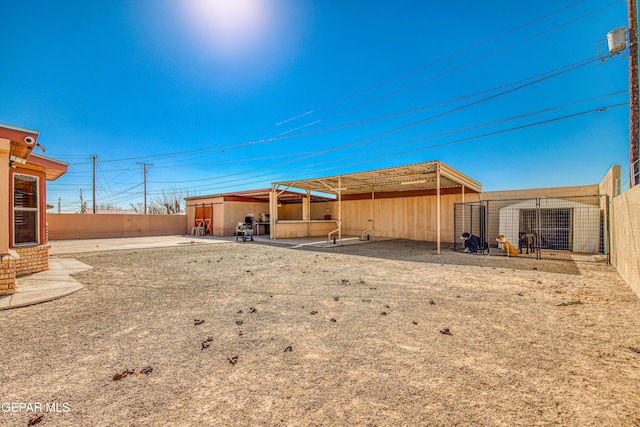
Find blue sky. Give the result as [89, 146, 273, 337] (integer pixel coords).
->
[0, 0, 633, 212]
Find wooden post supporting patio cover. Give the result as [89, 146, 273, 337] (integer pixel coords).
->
[437, 162, 441, 255]
[303, 190, 311, 237]
[370, 185, 375, 241]
[338, 176, 342, 245]
[269, 185, 277, 239]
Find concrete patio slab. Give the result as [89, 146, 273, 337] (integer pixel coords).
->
[0, 259, 92, 310]
[49, 235, 226, 255]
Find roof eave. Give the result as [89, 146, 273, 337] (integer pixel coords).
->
[27, 153, 69, 181]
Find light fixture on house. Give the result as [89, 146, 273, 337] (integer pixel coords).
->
[9, 155, 27, 164]
[401, 180, 427, 185]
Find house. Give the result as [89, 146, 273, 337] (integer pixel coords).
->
[185, 188, 335, 237]
[185, 161, 483, 253]
[0, 124, 68, 296]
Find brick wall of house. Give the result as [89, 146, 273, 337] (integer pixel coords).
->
[14, 245, 49, 276]
[0, 257, 17, 296]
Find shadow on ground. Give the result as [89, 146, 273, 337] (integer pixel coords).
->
[291, 239, 582, 275]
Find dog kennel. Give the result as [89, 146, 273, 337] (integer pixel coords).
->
[454, 195, 609, 262]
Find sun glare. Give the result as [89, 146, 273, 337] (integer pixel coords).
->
[180, 0, 273, 60]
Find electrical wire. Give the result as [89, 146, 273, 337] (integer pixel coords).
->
[176, 102, 628, 193]
[47, 1, 626, 206]
[55, 0, 615, 169]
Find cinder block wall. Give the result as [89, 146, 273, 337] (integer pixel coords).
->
[610, 184, 640, 298]
[47, 214, 187, 239]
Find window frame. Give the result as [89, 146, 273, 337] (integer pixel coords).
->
[12, 173, 40, 246]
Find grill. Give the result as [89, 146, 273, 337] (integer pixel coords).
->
[235, 214, 255, 242]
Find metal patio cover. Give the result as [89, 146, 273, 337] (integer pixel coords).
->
[272, 161, 482, 195]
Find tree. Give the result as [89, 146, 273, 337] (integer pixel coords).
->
[131, 187, 197, 215]
[130, 202, 144, 214]
[96, 202, 122, 211]
[157, 187, 197, 214]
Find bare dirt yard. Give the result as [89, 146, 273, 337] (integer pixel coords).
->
[2, 239, 640, 426]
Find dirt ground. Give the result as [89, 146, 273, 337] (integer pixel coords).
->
[1, 239, 640, 426]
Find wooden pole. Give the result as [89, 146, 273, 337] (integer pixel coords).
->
[137, 162, 153, 214]
[91, 155, 97, 213]
[630, 0, 639, 186]
[144, 164, 148, 214]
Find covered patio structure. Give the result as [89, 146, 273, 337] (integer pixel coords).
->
[269, 161, 482, 254]
[186, 189, 334, 237]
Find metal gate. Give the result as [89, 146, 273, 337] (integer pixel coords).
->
[454, 195, 609, 262]
[453, 202, 487, 254]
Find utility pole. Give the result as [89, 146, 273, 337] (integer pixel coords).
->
[137, 162, 153, 214]
[629, 0, 639, 186]
[58, 197, 61, 214]
[91, 155, 98, 213]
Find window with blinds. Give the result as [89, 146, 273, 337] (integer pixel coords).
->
[13, 174, 39, 245]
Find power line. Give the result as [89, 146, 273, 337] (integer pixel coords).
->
[45, 2, 627, 205]
[54, 1, 616, 169]
[57, 51, 615, 182]
[307, 0, 624, 126]
[78, 54, 622, 201]
[140, 91, 625, 197]
[177, 102, 627, 194]
[147, 88, 626, 189]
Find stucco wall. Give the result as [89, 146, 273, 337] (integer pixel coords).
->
[47, 214, 187, 240]
[610, 184, 640, 298]
[273, 221, 337, 238]
[269, 192, 480, 242]
[280, 193, 480, 243]
[276, 202, 334, 221]
[223, 201, 269, 236]
[599, 165, 621, 198]
[186, 199, 270, 236]
[481, 184, 599, 200]
[186, 197, 224, 235]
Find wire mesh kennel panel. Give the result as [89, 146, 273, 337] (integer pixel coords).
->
[453, 202, 486, 253]
[538, 195, 607, 261]
[485, 195, 608, 262]
[454, 196, 608, 262]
